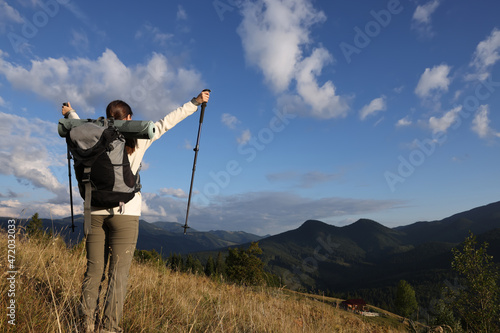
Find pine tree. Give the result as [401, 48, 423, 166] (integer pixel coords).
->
[185, 254, 195, 273]
[395, 280, 418, 319]
[26, 213, 43, 238]
[215, 251, 225, 277]
[225, 242, 265, 286]
[192, 258, 204, 275]
[205, 255, 215, 277]
[168, 253, 184, 271]
[184, 254, 204, 275]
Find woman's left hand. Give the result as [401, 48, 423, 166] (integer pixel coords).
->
[195, 90, 210, 104]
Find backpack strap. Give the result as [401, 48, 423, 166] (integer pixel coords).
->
[82, 166, 92, 235]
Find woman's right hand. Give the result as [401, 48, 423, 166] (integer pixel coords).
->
[62, 102, 73, 116]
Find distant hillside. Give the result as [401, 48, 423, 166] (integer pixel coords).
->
[395, 201, 500, 244]
[0, 215, 265, 254]
[250, 201, 500, 309]
[137, 220, 265, 254]
[151, 221, 263, 244]
[3, 200, 500, 312]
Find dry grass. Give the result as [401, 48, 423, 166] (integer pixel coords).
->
[0, 229, 408, 332]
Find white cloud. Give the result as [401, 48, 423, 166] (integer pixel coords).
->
[70, 29, 90, 53]
[221, 113, 240, 129]
[451, 155, 469, 163]
[415, 64, 452, 99]
[140, 192, 186, 222]
[396, 116, 412, 127]
[138, 190, 404, 234]
[237, 0, 348, 119]
[0, 199, 22, 209]
[0, 0, 23, 32]
[411, 0, 440, 38]
[136, 22, 174, 46]
[237, 129, 252, 145]
[221, 113, 250, 145]
[159, 187, 188, 198]
[174, 191, 403, 235]
[412, 0, 440, 24]
[0, 0, 22, 22]
[428, 105, 462, 134]
[237, 0, 325, 92]
[472, 104, 500, 139]
[359, 96, 387, 120]
[0, 49, 204, 119]
[183, 139, 192, 150]
[452, 90, 463, 102]
[469, 28, 500, 81]
[0, 111, 68, 202]
[177, 5, 187, 20]
[294, 47, 349, 119]
[393, 85, 404, 94]
[0, 200, 80, 220]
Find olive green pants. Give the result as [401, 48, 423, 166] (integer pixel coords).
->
[80, 214, 139, 331]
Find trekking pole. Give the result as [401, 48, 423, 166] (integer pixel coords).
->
[183, 89, 211, 234]
[63, 101, 76, 232]
[67, 147, 76, 232]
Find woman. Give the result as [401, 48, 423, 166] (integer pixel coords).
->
[62, 90, 210, 333]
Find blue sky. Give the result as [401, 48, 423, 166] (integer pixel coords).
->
[0, 0, 499, 235]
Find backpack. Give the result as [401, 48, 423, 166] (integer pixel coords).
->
[65, 118, 141, 235]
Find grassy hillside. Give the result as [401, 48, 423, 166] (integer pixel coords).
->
[0, 229, 409, 332]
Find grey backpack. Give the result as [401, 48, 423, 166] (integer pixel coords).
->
[66, 118, 141, 234]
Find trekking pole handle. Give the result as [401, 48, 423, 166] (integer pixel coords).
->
[199, 89, 211, 124]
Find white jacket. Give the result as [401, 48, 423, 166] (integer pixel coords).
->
[68, 99, 200, 216]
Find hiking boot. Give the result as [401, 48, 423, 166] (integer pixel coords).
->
[76, 307, 96, 333]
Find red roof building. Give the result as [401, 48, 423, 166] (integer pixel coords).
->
[341, 299, 367, 312]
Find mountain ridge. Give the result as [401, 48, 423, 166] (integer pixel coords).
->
[249, 200, 500, 306]
[2, 200, 500, 309]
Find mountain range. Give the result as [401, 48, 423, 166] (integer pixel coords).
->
[2, 200, 500, 309]
[253, 201, 500, 308]
[0, 215, 264, 255]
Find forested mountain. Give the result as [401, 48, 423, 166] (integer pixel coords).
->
[3, 201, 500, 311]
[254, 201, 500, 309]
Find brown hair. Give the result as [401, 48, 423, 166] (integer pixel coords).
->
[106, 100, 136, 155]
